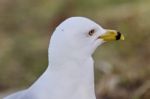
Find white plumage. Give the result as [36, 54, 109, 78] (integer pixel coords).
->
[4, 17, 124, 99]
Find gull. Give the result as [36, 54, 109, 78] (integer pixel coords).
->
[4, 17, 124, 99]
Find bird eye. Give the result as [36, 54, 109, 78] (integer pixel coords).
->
[88, 29, 95, 36]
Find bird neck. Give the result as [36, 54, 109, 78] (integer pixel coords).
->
[47, 57, 95, 99]
[48, 44, 92, 70]
[30, 40, 96, 99]
[31, 56, 96, 99]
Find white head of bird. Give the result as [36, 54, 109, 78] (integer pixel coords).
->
[48, 17, 124, 66]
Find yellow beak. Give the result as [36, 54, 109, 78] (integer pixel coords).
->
[99, 29, 125, 41]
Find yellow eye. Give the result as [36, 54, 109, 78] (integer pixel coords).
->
[88, 29, 95, 36]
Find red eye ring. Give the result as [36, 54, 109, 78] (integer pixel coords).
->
[88, 29, 95, 36]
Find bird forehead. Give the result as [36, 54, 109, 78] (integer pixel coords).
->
[57, 17, 99, 30]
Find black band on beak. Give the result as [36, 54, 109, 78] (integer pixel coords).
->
[116, 32, 121, 40]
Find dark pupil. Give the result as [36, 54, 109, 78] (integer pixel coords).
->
[89, 29, 94, 35]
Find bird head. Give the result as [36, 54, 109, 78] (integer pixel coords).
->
[49, 17, 124, 60]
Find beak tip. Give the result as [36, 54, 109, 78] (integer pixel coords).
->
[120, 35, 125, 40]
[100, 29, 125, 41]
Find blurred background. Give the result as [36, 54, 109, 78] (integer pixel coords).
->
[0, 0, 150, 99]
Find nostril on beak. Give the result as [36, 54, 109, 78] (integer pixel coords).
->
[116, 31, 121, 40]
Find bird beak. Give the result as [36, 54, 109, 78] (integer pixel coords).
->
[98, 29, 125, 41]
